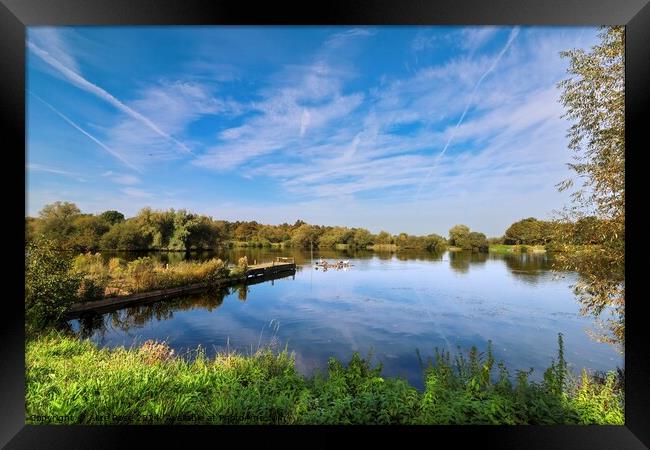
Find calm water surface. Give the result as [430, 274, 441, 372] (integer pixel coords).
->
[70, 249, 622, 389]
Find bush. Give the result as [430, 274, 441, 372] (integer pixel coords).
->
[108, 257, 125, 276]
[72, 253, 110, 301]
[25, 239, 82, 335]
[126, 257, 158, 292]
[462, 232, 489, 253]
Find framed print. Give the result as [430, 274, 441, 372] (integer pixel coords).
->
[2, 0, 649, 447]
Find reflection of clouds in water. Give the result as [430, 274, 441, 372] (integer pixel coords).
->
[72, 249, 621, 386]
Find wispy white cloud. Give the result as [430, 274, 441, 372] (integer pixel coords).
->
[28, 91, 142, 172]
[27, 163, 85, 181]
[324, 28, 377, 48]
[27, 39, 193, 156]
[460, 26, 501, 52]
[121, 187, 153, 198]
[105, 80, 242, 165]
[28, 28, 81, 74]
[193, 61, 365, 171]
[204, 26, 589, 236]
[102, 171, 141, 185]
[415, 27, 520, 200]
[26, 26, 600, 235]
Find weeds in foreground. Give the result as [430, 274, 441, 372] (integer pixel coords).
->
[26, 332, 623, 425]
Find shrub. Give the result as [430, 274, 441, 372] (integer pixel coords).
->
[72, 253, 110, 301]
[126, 257, 158, 292]
[25, 239, 82, 335]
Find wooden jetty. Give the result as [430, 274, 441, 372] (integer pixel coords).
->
[65, 258, 296, 318]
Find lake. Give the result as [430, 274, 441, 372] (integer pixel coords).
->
[69, 248, 623, 389]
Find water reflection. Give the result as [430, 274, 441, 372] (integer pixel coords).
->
[448, 251, 487, 273]
[72, 248, 622, 389]
[76, 288, 229, 337]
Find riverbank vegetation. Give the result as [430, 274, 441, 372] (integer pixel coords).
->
[72, 251, 231, 298]
[26, 203, 449, 253]
[26, 332, 623, 425]
[26, 201, 611, 257]
[553, 26, 625, 349]
[489, 244, 546, 254]
[26, 238, 245, 334]
[448, 225, 489, 252]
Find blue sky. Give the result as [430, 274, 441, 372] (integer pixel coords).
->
[26, 26, 599, 236]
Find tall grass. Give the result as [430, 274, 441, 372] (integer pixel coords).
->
[26, 332, 623, 425]
[71, 254, 230, 299]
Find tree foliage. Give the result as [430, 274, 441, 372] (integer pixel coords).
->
[27, 202, 449, 253]
[25, 238, 82, 335]
[556, 26, 625, 349]
[449, 225, 488, 253]
[504, 218, 553, 245]
[99, 210, 125, 225]
[448, 225, 470, 247]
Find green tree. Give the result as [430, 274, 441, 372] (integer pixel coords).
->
[69, 215, 111, 251]
[352, 228, 374, 248]
[463, 232, 489, 253]
[291, 223, 320, 248]
[100, 220, 152, 250]
[424, 234, 447, 252]
[99, 210, 125, 225]
[448, 225, 470, 247]
[234, 222, 258, 241]
[505, 218, 541, 245]
[556, 26, 625, 348]
[168, 210, 194, 251]
[318, 227, 346, 249]
[186, 216, 220, 250]
[35, 201, 81, 248]
[25, 238, 82, 335]
[375, 230, 393, 245]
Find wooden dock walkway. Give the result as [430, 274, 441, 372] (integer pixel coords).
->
[65, 258, 296, 317]
[245, 259, 295, 277]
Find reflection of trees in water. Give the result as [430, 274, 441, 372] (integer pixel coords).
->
[77, 313, 107, 339]
[500, 253, 553, 285]
[100, 247, 449, 267]
[237, 285, 249, 301]
[447, 251, 558, 283]
[448, 251, 487, 274]
[76, 288, 228, 335]
[394, 251, 444, 262]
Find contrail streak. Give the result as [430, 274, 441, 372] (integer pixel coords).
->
[28, 91, 143, 173]
[414, 27, 520, 202]
[28, 41, 193, 155]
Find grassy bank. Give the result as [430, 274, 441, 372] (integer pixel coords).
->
[26, 332, 623, 425]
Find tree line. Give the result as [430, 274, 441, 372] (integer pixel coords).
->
[25, 201, 453, 253]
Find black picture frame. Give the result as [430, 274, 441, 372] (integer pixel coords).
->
[2, 0, 648, 447]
